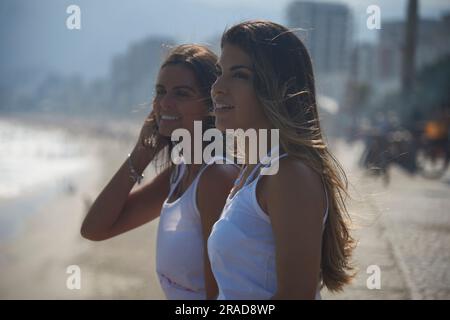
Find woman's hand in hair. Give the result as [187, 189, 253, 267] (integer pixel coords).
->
[134, 110, 170, 161]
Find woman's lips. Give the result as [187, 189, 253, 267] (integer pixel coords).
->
[214, 104, 235, 113]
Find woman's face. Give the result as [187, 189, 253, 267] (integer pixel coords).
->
[211, 43, 271, 132]
[153, 64, 209, 137]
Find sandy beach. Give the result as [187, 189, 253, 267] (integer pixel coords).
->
[0, 113, 165, 299]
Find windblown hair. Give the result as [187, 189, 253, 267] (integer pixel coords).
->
[221, 20, 356, 292]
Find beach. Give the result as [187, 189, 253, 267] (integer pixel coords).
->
[1, 113, 449, 299]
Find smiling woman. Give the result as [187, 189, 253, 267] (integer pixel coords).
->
[154, 64, 209, 137]
[212, 53, 263, 132]
[80, 44, 239, 300]
[208, 20, 356, 300]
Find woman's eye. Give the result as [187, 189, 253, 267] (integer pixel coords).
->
[176, 90, 191, 97]
[155, 89, 165, 96]
[232, 72, 249, 80]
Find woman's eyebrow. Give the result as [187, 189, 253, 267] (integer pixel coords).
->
[173, 85, 196, 93]
[215, 64, 253, 72]
[229, 65, 253, 72]
[155, 84, 196, 93]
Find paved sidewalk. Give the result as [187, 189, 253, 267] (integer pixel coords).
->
[323, 141, 450, 299]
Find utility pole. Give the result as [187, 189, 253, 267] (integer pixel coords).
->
[402, 0, 419, 96]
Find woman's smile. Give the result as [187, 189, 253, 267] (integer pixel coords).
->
[214, 103, 235, 114]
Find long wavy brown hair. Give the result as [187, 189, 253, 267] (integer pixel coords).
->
[221, 20, 356, 292]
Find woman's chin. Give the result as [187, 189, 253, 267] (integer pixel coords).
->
[215, 118, 237, 131]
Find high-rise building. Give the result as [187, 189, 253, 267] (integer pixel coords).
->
[286, 1, 352, 74]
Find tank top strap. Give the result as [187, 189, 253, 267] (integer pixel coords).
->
[243, 146, 288, 186]
[233, 166, 246, 187]
[168, 161, 186, 200]
[194, 155, 240, 180]
[204, 155, 240, 167]
[247, 154, 329, 226]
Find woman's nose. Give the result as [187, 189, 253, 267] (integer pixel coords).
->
[159, 93, 176, 111]
[211, 77, 226, 100]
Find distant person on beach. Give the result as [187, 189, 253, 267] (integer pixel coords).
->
[207, 20, 356, 299]
[81, 44, 239, 300]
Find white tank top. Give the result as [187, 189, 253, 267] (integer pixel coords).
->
[207, 147, 329, 300]
[155, 156, 237, 300]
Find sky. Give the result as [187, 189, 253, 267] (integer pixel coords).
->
[1, 0, 449, 81]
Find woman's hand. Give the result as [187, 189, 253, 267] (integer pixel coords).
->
[133, 110, 170, 161]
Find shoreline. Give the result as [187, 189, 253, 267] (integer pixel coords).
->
[0, 111, 143, 141]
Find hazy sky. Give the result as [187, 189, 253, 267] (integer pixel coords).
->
[1, 0, 449, 81]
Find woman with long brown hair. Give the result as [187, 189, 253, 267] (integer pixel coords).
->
[208, 20, 356, 299]
[81, 44, 239, 299]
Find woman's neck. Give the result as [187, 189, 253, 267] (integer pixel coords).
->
[185, 163, 203, 179]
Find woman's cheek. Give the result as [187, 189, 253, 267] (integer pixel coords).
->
[153, 101, 161, 116]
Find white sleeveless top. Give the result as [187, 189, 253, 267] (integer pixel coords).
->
[207, 148, 329, 300]
[155, 156, 237, 300]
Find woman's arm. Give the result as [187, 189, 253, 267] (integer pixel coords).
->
[81, 110, 172, 241]
[80, 144, 171, 241]
[263, 158, 326, 300]
[197, 164, 239, 300]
